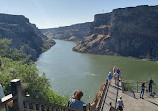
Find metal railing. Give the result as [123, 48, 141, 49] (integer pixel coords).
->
[95, 80, 108, 111]
[23, 98, 82, 111]
[122, 80, 158, 96]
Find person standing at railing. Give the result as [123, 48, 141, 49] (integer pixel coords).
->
[148, 78, 154, 94]
[140, 83, 145, 99]
[113, 66, 117, 73]
[116, 68, 121, 81]
[0, 84, 6, 111]
[113, 72, 118, 85]
[67, 91, 77, 107]
[0, 84, 13, 111]
[108, 72, 112, 85]
[69, 90, 85, 110]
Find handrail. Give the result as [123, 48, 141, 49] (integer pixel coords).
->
[0, 79, 85, 111]
[95, 80, 108, 111]
[23, 97, 82, 111]
[0, 94, 14, 106]
[100, 83, 109, 111]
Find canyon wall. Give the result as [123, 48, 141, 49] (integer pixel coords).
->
[74, 5, 158, 60]
[0, 14, 54, 60]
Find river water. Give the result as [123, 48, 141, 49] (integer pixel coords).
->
[36, 39, 158, 103]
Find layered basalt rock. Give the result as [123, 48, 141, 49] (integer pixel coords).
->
[74, 5, 158, 60]
[0, 14, 55, 60]
[41, 22, 91, 41]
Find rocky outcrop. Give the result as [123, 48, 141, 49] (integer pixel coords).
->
[0, 14, 55, 60]
[41, 22, 91, 41]
[74, 5, 158, 60]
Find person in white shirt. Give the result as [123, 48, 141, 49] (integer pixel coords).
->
[118, 96, 124, 111]
[113, 72, 118, 85]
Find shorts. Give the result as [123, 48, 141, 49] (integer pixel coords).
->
[108, 79, 112, 83]
[118, 106, 123, 111]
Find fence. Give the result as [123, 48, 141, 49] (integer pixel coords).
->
[122, 80, 158, 96]
[0, 79, 88, 111]
[94, 80, 108, 111]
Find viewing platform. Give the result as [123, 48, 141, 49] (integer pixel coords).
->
[0, 77, 157, 111]
[94, 77, 158, 111]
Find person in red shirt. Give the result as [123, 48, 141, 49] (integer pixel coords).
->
[113, 66, 117, 73]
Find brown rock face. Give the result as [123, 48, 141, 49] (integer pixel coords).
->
[0, 14, 54, 60]
[74, 5, 158, 60]
[41, 22, 91, 41]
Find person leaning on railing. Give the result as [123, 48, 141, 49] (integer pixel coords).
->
[0, 84, 13, 111]
[69, 90, 85, 110]
[107, 72, 112, 85]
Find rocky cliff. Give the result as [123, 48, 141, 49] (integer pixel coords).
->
[0, 14, 55, 60]
[74, 5, 158, 60]
[41, 22, 91, 41]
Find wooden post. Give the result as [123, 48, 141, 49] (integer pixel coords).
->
[11, 79, 24, 111]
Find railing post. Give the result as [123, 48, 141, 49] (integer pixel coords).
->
[137, 81, 138, 93]
[11, 79, 24, 111]
[39, 104, 42, 111]
[83, 104, 87, 111]
[122, 81, 124, 93]
[33, 102, 36, 110]
[88, 103, 90, 111]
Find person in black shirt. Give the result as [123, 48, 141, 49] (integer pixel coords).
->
[148, 78, 154, 93]
[140, 83, 145, 99]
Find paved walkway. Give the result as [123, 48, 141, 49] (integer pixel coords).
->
[119, 91, 158, 111]
[99, 78, 158, 111]
[101, 78, 120, 111]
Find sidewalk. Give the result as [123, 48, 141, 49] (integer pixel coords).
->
[118, 91, 158, 111]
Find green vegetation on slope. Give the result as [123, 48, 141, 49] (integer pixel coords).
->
[0, 38, 67, 105]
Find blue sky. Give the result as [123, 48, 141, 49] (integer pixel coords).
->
[0, 0, 158, 28]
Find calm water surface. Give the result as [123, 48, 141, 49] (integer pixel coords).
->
[36, 39, 158, 103]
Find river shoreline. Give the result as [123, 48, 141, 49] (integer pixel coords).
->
[36, 39, 158, 103]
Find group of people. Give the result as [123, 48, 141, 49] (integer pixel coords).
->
[108, 66, 121, 85]
[140, 77, 155, 99]
[107, 66, 124, 111]
[67, 66, 121, 110]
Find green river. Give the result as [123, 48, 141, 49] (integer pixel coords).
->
[36, 39, 158, 103]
